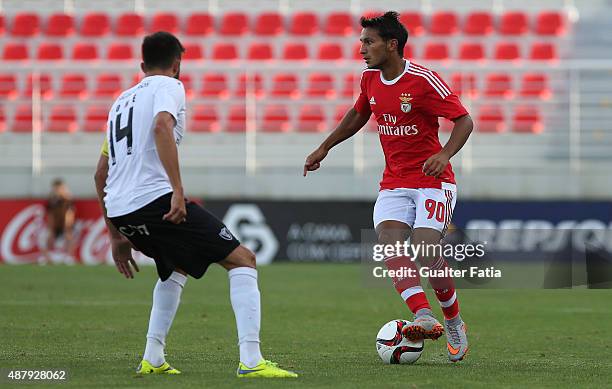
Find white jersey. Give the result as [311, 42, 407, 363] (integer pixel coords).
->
[104, 75, 186, 218]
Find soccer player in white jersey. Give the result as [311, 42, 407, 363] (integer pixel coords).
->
[94, 32, 297, 378]
[304, 12, 473, 362]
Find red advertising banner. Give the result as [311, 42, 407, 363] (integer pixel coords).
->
[0, 199, 152, 265]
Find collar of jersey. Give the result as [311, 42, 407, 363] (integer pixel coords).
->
[379, 59, 410, 86]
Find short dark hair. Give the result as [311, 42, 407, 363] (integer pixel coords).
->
[141, 31, 185, 70]
[360, 11, 408, 56]
[52, 178, 64, 187]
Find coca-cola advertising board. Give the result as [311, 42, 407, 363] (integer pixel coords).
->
[0, 199, 153, 265]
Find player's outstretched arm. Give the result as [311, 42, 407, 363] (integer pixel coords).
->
[153, 111, 187, 224]
[303, 108, 370, 176]
[94, 154, 140, 278]
[423, 114, 474, 178]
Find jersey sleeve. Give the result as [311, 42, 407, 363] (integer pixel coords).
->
[152, 79, 186, 124]
[100, 137, 109, 157]
[421, 71, 468, 121]
[353, 72, 372, 117]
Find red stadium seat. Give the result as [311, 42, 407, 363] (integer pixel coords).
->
[37, 43, 63, 60]
[353, 42, 362, 60]
[283, 43, 309, 60]
[290, 12, 319, 35]
[254, 12, 283, 36]
[450, 73, 478, 98]
[404, 43, 414, 59]
[150, 12, 179, 33]
[11, 105, 34, 133]
[235, 73, 263, 97]
[361, 10, 384, 19]
[530, 42, 557, 61]
[0, 74, 17, 99]
[199, 73, 228, 98]
[399, 12, 424, 37]
[306, 73, 335, 98]
[80, 13, 110, 36]
[423, 42, 449, 60]
[11, 12, 40, 36]
[0, 107, 5, 132]
[179, 74, 194, 99]
[131, 73, 142, 86]
[183, 43, 203, 60]
[494, 42, 521, 61]
[219, 12, 249, 36]
[45, 13, 74, 36]
[190, 105, 220, 132]
[94, 74, 122, 98]
[247, 42, 274, 61]
[484, 73, 513, 98]
[212, 43, 238, 60]
[262, 105, 290, 132]
[535, 11, 565, 36]
[477, 105, 505, 133]
[270, 74, 299, 98]
[463, 11, 493, 36]
[3, 43, 29, 60]
[107, 43, 133, 60]
[458, 42, 485, 61]
[0, 15, 4, 36]
[519, 73, 550, 99]
[84, 105, 108, 132]
[59, 74, 87, 99]
[298, 105, 326, 132]
[115, 13, 144, 36]
[341, 73, 358, 98]
[317, 43, 343, 61]
[227, 105, 246, 132]
[24, 73, 52, 98]
[185, 13, 213, 36]
[499, 11, 528, 35]
[323, 12, 354, 36]
[47, 105, 77, 132]
[439, 118, 454, 133]
[429, 11, 458, 35]
[72, 43, 98, 60]
[513, 106, 542, 133]
[334, 104, 352, 122]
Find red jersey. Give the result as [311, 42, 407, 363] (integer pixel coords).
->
[353, 60, 468, 190]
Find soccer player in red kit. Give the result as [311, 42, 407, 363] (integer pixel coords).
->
[304, 11, 473, 362]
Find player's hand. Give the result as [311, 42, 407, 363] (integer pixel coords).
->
[111, 235, 139, 279]
[303, 147, 328, 176]
[423, 151, 450, 178]
[163, 191, 187, 224]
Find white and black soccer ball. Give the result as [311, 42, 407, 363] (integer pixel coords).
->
[376, 319, 424, 364]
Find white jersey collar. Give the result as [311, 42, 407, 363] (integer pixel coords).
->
[380, 59, 410, 85]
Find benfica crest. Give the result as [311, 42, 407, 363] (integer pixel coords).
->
[399, 93, 413, 113]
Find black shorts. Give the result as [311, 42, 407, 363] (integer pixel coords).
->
[109, 193, 240, 281]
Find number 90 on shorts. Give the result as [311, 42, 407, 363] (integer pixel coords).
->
[373, 183, 457, 235]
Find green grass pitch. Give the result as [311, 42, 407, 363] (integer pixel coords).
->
[1, 263, 611, 388]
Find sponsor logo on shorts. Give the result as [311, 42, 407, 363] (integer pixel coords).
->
[219, 227, 234, 241]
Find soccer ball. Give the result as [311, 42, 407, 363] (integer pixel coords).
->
[376, 320, 424, 364]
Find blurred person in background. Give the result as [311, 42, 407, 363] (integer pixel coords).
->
[42, 178, 76, 262]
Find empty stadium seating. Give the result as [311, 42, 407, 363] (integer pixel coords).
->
[190, 105, 220, 132]
[0, 9, 570, 134]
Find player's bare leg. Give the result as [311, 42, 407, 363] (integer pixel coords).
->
[138, 268, 187, 374]
[411, 227, 467, 361]
[219, 246, 297, 378]
[376, 221, 440, 340]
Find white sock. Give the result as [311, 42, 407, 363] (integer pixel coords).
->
[228, 267, 263, 368]
[143, 271, 187, 367]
